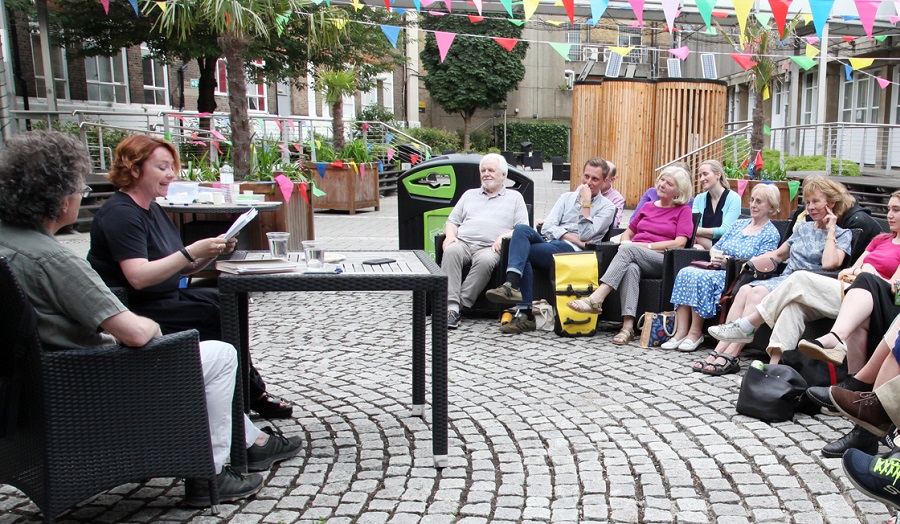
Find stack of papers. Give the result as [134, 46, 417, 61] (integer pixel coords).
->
[223, 207, 258, 240]
[216, 259, 299, 275]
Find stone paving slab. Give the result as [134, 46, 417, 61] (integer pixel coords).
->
[6, 165, 898, 522]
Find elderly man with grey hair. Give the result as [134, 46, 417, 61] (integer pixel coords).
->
[442, 153, 529, 328]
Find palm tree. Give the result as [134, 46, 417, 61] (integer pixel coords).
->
[316, 67, 357, 151]
[152, 0, 306, 179]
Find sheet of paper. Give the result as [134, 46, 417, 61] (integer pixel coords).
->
[223, 207, 258, 240]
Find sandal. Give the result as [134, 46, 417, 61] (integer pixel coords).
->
[251, 393, 294, 419]
[692, 351, 719, 372]
[611, 326, 635, 345]
[698, 353, 740, 376]
[568, 297, 603, 314]
[798, 331, 848, 365]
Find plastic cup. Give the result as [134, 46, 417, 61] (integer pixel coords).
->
[266, 232, 290, 259]
[302, 240, 325, 269]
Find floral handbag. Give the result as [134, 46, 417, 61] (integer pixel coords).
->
[637, 311, 676, 348]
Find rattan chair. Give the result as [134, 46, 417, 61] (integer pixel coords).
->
[0, 256, 219, 523]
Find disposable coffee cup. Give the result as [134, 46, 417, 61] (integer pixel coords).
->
[266, 232, 290, 259]
[710, 248, 724, 260]
[302, 240, 325, 269]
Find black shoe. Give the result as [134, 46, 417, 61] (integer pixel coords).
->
[842, 448, 900, 508]
[822, 425, 880, 458]
[247, 426, 303, 472]
[883, 425, 900, 449]
[807, 376, 872, 415]
[251, 393, 293, 419]
[184, 466, 263, 507]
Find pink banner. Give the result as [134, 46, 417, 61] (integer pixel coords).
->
[360, 164, 366, 179]
[736, 179, 749, 196]
[99, 0, 109, 14]
[387, 148, 396, 162]
[435, 31, 456, 62]
[669, 46, 690, 60]
[878, 77, 891, 89]
[274, 174, 293, 204]
[629, 0, 645, 27]
[853, 0, 880, 38]
[472, 0, 483, 14]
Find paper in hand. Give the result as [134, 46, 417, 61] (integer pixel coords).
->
[223, 207, 258, 240]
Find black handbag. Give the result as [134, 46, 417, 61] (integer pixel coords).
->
[736, 364, 808, 422]
[717, 257, 779, 324]
[744, 257, 779, 280]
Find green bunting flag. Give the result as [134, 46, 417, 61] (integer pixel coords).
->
[788, 180, 801, 201]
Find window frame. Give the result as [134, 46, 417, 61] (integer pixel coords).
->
[85, 49, 129, 104]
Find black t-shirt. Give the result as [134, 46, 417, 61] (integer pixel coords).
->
[88, 191, 183, 302]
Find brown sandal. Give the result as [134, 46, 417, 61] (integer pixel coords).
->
[612, 326, 635, 345]
[568, 297, 603, 314]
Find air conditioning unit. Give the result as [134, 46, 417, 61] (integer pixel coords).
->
[667, 58, 682, 78]
[701, 53, 718, 79]
[582, 47, 601, 62]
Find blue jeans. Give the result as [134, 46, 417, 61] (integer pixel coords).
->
[506, 223, 575, 306]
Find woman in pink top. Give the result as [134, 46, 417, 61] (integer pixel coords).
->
[568, 165, 694, 345]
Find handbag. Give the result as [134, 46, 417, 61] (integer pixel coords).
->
[637, 311, 676, 348]
[744, 257, 779, 279]
[717, 258, 779, 324]
[532, 299, 555, 331]
[736, 363, 808, 422]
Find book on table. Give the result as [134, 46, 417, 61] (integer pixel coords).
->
[215, 259, 299, 275]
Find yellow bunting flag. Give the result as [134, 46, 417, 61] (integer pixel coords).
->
[849, 57, 874, 70]
[802, 13, 812, 24]
[523, 0, 539, 20]
[763, 85, 770, 100]
[155, 1, 167, 12]
[609, 46, 634, 57]
[733, 0, 754, 45]
[546, 20, 565, 25]
[805, 44, 819, 57]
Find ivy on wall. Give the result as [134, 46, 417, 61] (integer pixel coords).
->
[495, 122, 570, 161]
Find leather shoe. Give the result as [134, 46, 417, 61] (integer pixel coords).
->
[821, 425, 880, 458]
[831, 388, 892, 437]
[806, 376, 872, 414]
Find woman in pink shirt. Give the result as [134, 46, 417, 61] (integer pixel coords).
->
[568, 165, 694, 345]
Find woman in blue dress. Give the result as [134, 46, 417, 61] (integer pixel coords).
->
[664, 184, 782, 352]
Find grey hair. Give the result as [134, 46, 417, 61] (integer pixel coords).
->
[0, 131, 91, 229]
[480, 153, 509, 175]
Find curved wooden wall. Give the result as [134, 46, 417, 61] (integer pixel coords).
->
[571, 78, 726, 207]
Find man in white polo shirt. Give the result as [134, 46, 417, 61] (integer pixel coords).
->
[442, 153, 529, 328]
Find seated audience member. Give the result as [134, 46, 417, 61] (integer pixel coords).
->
[88, 135, 292, 419]
[602, 160, 626, 228]
[808, 314, 900, 457]
[790, 178, 882, 251]
[0, 131, 302, 506]
[691, 160, 741, 249]
[568, 165, 694, 345]
[631, 162, 695, 215]
[441, 153, 529, 328]
[705, 176, 853, 375]
[484, 157, 617, 333]
[662, 184, 780, 355]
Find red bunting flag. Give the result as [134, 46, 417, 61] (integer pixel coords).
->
[711, 10, 729, 17]
[754, 150, 764, 171]
[842, 35, 855, 42]
[274, 119, 283, 131]
[410, 154, 420, 164]
[730, 53, 758, 70]
[493, 37, 518, 51]
[768, 0, 793, 38]
[298, 182, 309, 206]
[331, 160, 344, 168]
[739, 156, 750, 169]
[468, 14, 484, 22]
[562, 0, 574, 24]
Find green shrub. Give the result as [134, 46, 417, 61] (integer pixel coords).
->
[495, 121, 569, 160]
[784, 155, 860, 177]
[457, 129, 493, 153]
[31, 119, 132, 170]
[406, 127, 460, 153]
[339, 139, 372, 163]
[358, 104, 398, 126]
[487, 147, 501, 154]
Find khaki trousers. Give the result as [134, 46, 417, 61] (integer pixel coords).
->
[755, 271, 843, 354]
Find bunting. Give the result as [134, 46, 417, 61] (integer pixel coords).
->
[854, 0, 881, 38]
[662, 0, 679, 33]
[669, 46, 690, 60]
[768, 0, 792, 38]
[435, 31, 456, 62]
[590, 0, 610, 24]
[791, 56, 817, 70]
[562, 0, 575, 24]
[275, 174, 294, 204]
[381, 25, 401, 48]
[809, 0, 837, 39]
[730, 53, 757, 70]
[523, 0, 539, 20]
[629, 0, 645, 27]
[849, 57, 875, 69]
[550, 42, 572, 60]
[493, 37, 519, 51]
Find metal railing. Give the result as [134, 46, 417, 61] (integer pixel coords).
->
[769, 122, 900, 175]
[347, 120, 433, 160]
[656, 124, 753, 180]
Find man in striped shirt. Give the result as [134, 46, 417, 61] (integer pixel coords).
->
[442, 153, 529, 329]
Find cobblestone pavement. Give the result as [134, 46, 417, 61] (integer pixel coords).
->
[5, 166, 896, 523]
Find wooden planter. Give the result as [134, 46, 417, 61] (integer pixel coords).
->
[239, 181, 315, 250]
[728, 179, 798, 220]
[309, 162, 379, 214]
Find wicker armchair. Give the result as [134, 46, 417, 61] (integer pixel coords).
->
[0, 256, 218, 523]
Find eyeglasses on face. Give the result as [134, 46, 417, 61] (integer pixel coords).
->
[79, 185, 92, 199]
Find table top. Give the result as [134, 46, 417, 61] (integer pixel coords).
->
[237, 250, 437, 275]
[158, 201, 282, 213]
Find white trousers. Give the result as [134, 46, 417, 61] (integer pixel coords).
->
[755, 272, 843, 354]
[200, 340, 263, 472]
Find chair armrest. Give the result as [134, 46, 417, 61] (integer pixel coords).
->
[435, 234, 446, 265]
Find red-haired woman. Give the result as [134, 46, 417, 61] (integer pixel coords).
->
[88, 135, 292, 419]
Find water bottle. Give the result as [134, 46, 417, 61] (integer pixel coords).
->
[750, 360, 765, 371]
[219, 163, 234, 203]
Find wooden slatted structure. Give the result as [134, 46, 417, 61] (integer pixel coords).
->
[571, 78, 726, 206]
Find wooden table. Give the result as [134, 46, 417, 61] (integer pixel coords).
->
[218, 250, 449, 468]
[159, 201, 282, 250]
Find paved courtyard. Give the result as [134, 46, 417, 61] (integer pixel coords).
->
[4, 165, 897, 523]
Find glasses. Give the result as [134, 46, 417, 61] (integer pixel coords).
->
[79, 185, 92, 199]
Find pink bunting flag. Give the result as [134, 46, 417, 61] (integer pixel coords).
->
[468, 15, 484, 22]
[493, 37, 518, 51]
[669, 46, 690, 60]
[285, 119, 295, 132]
[387, 148, 396, 162]
[442, 0, 452, 11]
[197, 112, 212, 117]
[662, 0, 679, 33]
[209, 129, 227, 141]
[878, 77, 891, 89]
[736, 179, 749, 196]
[362, 123, 370, 132]
[629, 0, 645, 26]
[360, 164, 366, 180]
[298, 182, 309, 205]
[892, 15, 900, 23]
[420, 0, 437, 5]
[274, 120, 283, 131]
[853, 0, 880, 38]
[279, 144, 291, 154]
[99, 0, 109, 14]
[730, 53, 758, 70]
[562, 0, 575, 24]
[435, 31, 456, 63]
[171, 114, 186, 123]
[805, 36, 820, 45]
[274, 174, 294, 204]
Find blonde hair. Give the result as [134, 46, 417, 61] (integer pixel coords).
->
[802, 175, 854, 219]
[751, 183, 781, 215]
[699, 159, 729, 191]
[657, 165, 693, 205]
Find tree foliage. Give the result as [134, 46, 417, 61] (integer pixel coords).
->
[419, 12, 527, 150]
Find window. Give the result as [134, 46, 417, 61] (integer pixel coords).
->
[215, 59, 267, 112]
[85, 50, 128, 103]
[30, 34, 69, 99]
[801, 72, 818, 125]
[566, 28, 582, 62]
[141, 48, 168, 106]
[840, 75, 879, 123]
[617, 27, 642, 63]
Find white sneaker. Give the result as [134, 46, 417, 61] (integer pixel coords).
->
[660, 337, 685, 350]
[708, 321, 754, 343]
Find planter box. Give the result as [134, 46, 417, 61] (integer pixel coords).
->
[728, 179, 798, 220]
[310, 162, 380, 214]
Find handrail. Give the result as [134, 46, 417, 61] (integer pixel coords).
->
[655, 124, 752, 172]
